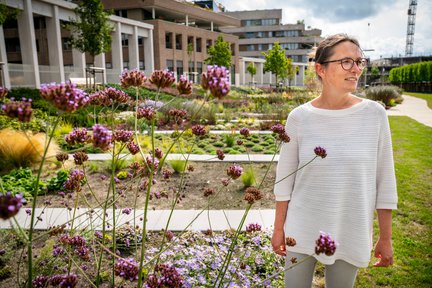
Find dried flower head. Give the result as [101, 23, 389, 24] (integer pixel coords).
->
[65, 128, 91, 146]
[89, 91, 111, 106]
[149, 70, 175, 89]
[154, 148, 163, 159]
[0, 86, 8, 100]
[226, 164, 243, 180]
[315, 231, 337, 256]
[236, 139, 243, 146]
[0, 192, 24, 220]
[221, 178, 230, 186]
[285, 236, 297, 247]
[290, 257, 298, 264]
[165, 230, 175, 241]
[64, 169, 85, 192]
[103, 87, 130, 103]
[127, 141, 140, 155]
[146, 264, 184, 288]
[314, 146, 327, 158]
[137, 106, 156, 120]
[120, 69, 147, 88]
[187, 165, 195, 172]
[162, 169, 173, 179]
[216, 149, 225, 160]
[73, 151, 88, 165]
[39, 81, 89, 112]
[239, 127, 250, 138]
[56, 152, 69, 163]
[246, 223, 262, 233]
[244, 186, 263, 204]
[1, 98, 33, 122]
[177, 75, 193, 95]
[203, 187, 215, 197]
[92, 124, 112, 151]
[113, 130, 133, 143]
[191, 124, 207, 136]
[168, 108, 187, 124]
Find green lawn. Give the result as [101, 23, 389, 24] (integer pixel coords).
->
[355, 116, 432, 287]
[404, 92, 432, 109]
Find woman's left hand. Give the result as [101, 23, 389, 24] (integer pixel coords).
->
[373, 237, 394, 267]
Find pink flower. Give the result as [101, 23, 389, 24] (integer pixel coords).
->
[149, 70, 175, 89]
[177, 75, 193, 95]
[314, 146, 327, 158]
[120, 69, 147, 88]
[0, 192, 24, 220]
[1, 98, 33, 122]
[226, 164, 243, 180]
[39, 81, 89, 112]
[92, 124, 112, 151]
[201, 65, 230, 99]
[315, 231, 337, 256]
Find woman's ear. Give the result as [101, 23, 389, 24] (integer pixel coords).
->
[315, 63, 325, 79]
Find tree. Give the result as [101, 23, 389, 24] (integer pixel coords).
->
[262, 42, 289, 86]
[246, 62, 257, 85]
[0, 4, 19, 25]
[205, 35, 232, 68]
[286, 59, 296, 86]
[66, 0, 113, 61]
[370, 65, 380, 81]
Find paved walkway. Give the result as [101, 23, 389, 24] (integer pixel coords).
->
[1, 94, 430, 232]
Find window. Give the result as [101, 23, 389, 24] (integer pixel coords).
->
[246, 44, 254, 51]
[138, 37, 143, 45]
[62, 38, 72, 51]
[281, 43, 299, 50]
[284, 30, 299, 37]
[123, 61, 129, 69]
[165, 32, 173, 49]
[115, 10, 128, 18]
[139, 61, 145, 70]
[175, 34, 182, 50]
[196, 38, 202, 52]
[245, 32, 254, 39]
[187, 36, 194, 53]
[257, 32, 264, 38]
[262, 19, 277, 26]
[166, 59, 174, 71]
[206, 39, 212, 52]
[121, 34, 128, 47]
[5, 38, 20, 52]
[105, 62, 112, 69]
[176, 60, 183, 80]
[268, 31, 273, 38]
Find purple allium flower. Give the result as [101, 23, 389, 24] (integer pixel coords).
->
[113, 130, 133, 143]
[103, 87, 130, 103]
[0, 86, 8, 100]
[39, 81, 89, 113]
[146, 264, 184, 288]
[137, 106, 156, 120]
[120, 68, 147, 88]
[226, 164, 243, 180]
[114, 257, 139, 281]
[149, 69, 175, 89]
[315, 231, 337, 256]
[0, 192, 24, 220]
[64, 128, 91, 146]
[63, 169, 85, 192]
[177, 75, 193, 95]
[239, 127, 250, 138]
[216, 149, 225, 160]
[244, 186, 263, 204]
[127, 141, 140, 155]
[201, 65, 231, 99]
[73, 151, 88, 165]
[154, 148, 163, 159]
[122, 208, 132, 215]
[92, 124, 112, 151]
[246, 223, 262, 233]
[56, 152, 69, 162]
[191, 124, 206, 136]
[32, 275, 49, 288]
[1, 98, 33, 122]
[314, 146, 327, 159]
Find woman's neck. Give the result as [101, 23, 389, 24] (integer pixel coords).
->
[312, 90, 360, 110]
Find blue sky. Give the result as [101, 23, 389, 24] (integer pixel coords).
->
[218, 0, 432, 60]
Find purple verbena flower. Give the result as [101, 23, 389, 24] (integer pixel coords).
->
[92, 124, 112, 151]
[201, 65, 231, 99]
[216, 149, 225, 160]
[137, 106, 156, 120]
[149, 69, 175, 89]
[120, 69, 147, 88]
[32, 275, 49, 288]
[63, 169, 85, 192]
[0, 86, 8, 100]
[73, 151, 88, 165]
[64, 128, 90, 146]
[146, 264, 184, 287]
[114, 257, 139, 281]
[239, 127, 250, 138]
[0, 192, 24, 220]
[39, 81, 89, 113]
[314, 146, 327, 159]
[113, 130, 133, 143]
[226, 164, 243, 180]
[246, 223, 262, 233]
[104, 87, 130, 103]
[1, 98, 33, 122]
[315, 231, 337, 256]
[191, 124, 207, 136]
[122, 208, 132, 215]
[177, 75, 193, 95]
[127, 141, 140, 155]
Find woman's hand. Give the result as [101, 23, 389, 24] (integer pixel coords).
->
[271, 229, 286, 256]
[373, 237, 393, 267]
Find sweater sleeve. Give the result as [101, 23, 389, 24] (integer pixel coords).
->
[375, 109, 398, 209]
[274, 110, 299, 201]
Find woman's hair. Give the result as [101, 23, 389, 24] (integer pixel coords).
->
[309, 33, 362, 80]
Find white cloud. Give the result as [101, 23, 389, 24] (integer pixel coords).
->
[218, 0, 432, 60]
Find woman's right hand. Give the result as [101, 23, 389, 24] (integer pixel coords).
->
[271, 229, 286, 256]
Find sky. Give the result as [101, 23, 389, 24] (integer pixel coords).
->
[218, 0, 432, 61]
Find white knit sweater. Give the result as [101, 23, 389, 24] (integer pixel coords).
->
[274, 99, 398, 267]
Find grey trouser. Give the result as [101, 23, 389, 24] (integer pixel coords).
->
[285, 251, 358, 288]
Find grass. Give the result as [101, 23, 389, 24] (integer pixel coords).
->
[355, 116, 432, 287]
[403, 92, 432, 109]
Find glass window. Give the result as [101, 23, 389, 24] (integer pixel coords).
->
[176, 60, 183, 80]
[165, 32, 173, 49]
[196, 37, 202, 52]
[176, 34, 182, 50]
[245, 32, 254, 39]
[166, 59, 174, 71]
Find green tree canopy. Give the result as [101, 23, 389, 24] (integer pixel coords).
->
[262, 42, 290, 85]
[66, 0, 113, 58]
[205, 35, 232, 68]
[0, 4, 19, 25]
[246, 62, 257, 80]
[371, 65, 380, 80]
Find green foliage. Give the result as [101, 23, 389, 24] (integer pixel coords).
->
[246, 63, 257, 80]
[1, 168, 46, 199]
[65, 0, 113, 57]
[168, 159, 187, 173]
[105, 158, 131, 173]
[0, 4, 19, 25]
[224, 134, 236, 147]
[116, 171, 128, 180]
[389, 61, 432, 83]
[262, 42, 290, 85]
[205, 35, 232, 68]
[241, 167, 256, 187]
[370, 65, 380, 80]
[33, 239, 63, 277]
[365, 85, 403, 107]
[47, 170, 69, 192]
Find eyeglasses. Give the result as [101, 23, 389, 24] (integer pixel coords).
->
[321, 57, 368, 71]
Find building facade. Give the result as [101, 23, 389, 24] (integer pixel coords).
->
[101, 0, 241, 84]
[1, 0, 154, 88]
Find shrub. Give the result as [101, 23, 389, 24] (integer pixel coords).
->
[224, 134, 236, 147]
[251, 145, 264, 152]
[366, 86, 403, 108]
[0, 128, 59, 172]
[241, 167, 256, 187]
[105, 158, 131, 173]
[47, 169, 69, 192]
[1, 167, 46, 199]
[168, 159, 187, 173]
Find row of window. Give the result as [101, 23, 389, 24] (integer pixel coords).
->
[166, 60, 204, 81]
[241, 18, 278, 26]
[241, 43, 300, 52]
[241, 30, 300, 39]
[165, 32, 236, 55]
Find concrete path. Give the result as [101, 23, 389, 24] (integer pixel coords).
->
[387, 95, 432, 127]
[0, 208, 275, 231]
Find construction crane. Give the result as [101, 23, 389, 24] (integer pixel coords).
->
[405, 0, 418, 56]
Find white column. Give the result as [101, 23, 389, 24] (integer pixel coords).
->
[152, 8, 155, 19]
[94, 53, 106, 84]
[128, 27, 139, 69]
[0, 26, 11, 88]
[17, 0, 40, 87]
[240, 60, 245, 85]
[143, 29, 154, 76]
[210, 21, 213, 32]
[185, 15, 189, 26]
[257, 62, 264, 85]
[111, 22, 123, 75]
[46, 5, 64, 83]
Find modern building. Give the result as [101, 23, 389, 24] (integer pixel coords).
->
[101, 0, 241, 84]
[219, 9, 322, 86]
[1, 0, 154, 88]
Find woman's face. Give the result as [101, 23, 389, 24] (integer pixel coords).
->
[316, 41, 364, 93]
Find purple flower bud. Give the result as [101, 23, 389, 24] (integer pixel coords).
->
[239, 127, 250, 137]
[1, 98, 33, 122]
[120, 69, 147, 88]
[149, 69, 175, 89]
[216, 149, 225, 160]
[314, 146, 327, 158]
[315, 231, 337, 256]
[39, 81, 89, 113]
[0, 192, 24, 220]
[92, 124, 112, 151]
[226, 164, 243, 180]
[115, 257, 139, 281]
[127, 141, 140, 155]
[177, 75, 193, 95]
[191, 124, 206, 136]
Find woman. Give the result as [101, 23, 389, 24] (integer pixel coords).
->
[272, 34, 398, 288]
